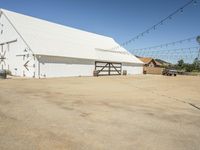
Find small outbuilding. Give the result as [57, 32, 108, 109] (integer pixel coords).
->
[138, 57, 162, 68]
[0, 9, 143, 78]
[138, 57, 165, 75]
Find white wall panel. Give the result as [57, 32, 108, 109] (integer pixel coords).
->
[40, 63, 94, 78]
[122, 63, 143, 75]
[0, 12, 36, 77]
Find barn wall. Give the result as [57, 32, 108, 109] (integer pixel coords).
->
[122, 63, 143, 75]
[40, 63, 95, 78]
[37, 55, 95, 78]
[37, 56, 143, 78]
[1, 10, 143, 78]
[0, 12, 36, 77]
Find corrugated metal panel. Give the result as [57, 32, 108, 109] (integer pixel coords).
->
[1, 9, 143, 64]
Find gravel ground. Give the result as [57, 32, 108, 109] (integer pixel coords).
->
[0, 75, 200, 150]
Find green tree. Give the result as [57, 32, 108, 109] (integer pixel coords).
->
[193, 58, 200, 71]
[177, 59, 184, 69]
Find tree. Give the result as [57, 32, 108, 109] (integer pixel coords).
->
[174, 59, 200, 72]
[193, 58, 200, 71]
[177, 59, 184, 69]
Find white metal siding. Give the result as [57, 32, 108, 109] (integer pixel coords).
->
[40, 64, 94, 78]
[1, 9, 143, 64]
[0, 12, 36, 77]
[122, 63, 143, 75]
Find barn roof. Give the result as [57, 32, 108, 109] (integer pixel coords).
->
[139, 57, 163, 66]
[139, 57, 154, 65]
[0, 9, 143, 64]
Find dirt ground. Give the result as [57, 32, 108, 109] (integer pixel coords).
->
[0, 75, 200, 150]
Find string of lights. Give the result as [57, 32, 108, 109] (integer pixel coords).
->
[146, 53, 197, 60]
[131, 36, 197, 51]
[141, 51, 198, 57]
[133, 46, 200, 62]
[133, 46, 199, 55]
[133, 46, 199, 54]
[111, 0, 198, 50]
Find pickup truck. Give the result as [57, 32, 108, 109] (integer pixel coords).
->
[162, 69, 177, 76]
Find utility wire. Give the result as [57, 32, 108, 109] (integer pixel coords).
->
[111, 0, 198, 50]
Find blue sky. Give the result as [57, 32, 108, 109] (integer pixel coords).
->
[0, 0, 200, 63]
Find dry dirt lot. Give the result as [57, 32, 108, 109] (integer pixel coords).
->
[0, 75, 200, 150]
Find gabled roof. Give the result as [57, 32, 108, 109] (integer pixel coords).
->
[139, 57, 165, 67]
[139, 57, 154, 65]
[155, 61, 163, 66]
[0, 9, 143, 64]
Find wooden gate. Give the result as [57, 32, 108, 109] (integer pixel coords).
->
[95, 61, 122, 76]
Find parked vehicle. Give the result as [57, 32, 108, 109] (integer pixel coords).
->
[162, 69, 177, 76]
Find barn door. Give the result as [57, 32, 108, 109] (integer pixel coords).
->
[95, 61, 122, 76]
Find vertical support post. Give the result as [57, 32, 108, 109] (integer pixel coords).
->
[196, 36, 200, 69]
[198, 48, 200, 61]
[38, 56, 41, 79]
[120, 63, 122, 75]
[38, 61, 40, 79]
[108, 63, 111, 75]
[197, 48, 200, 69]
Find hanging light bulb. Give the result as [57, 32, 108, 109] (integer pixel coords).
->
[180, 8, 184, 14]
[194, 0, 197, 5]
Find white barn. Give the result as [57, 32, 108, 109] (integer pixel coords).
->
[0, 9, 143, 78]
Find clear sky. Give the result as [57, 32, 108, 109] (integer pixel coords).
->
[0, 0, 200, 63]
